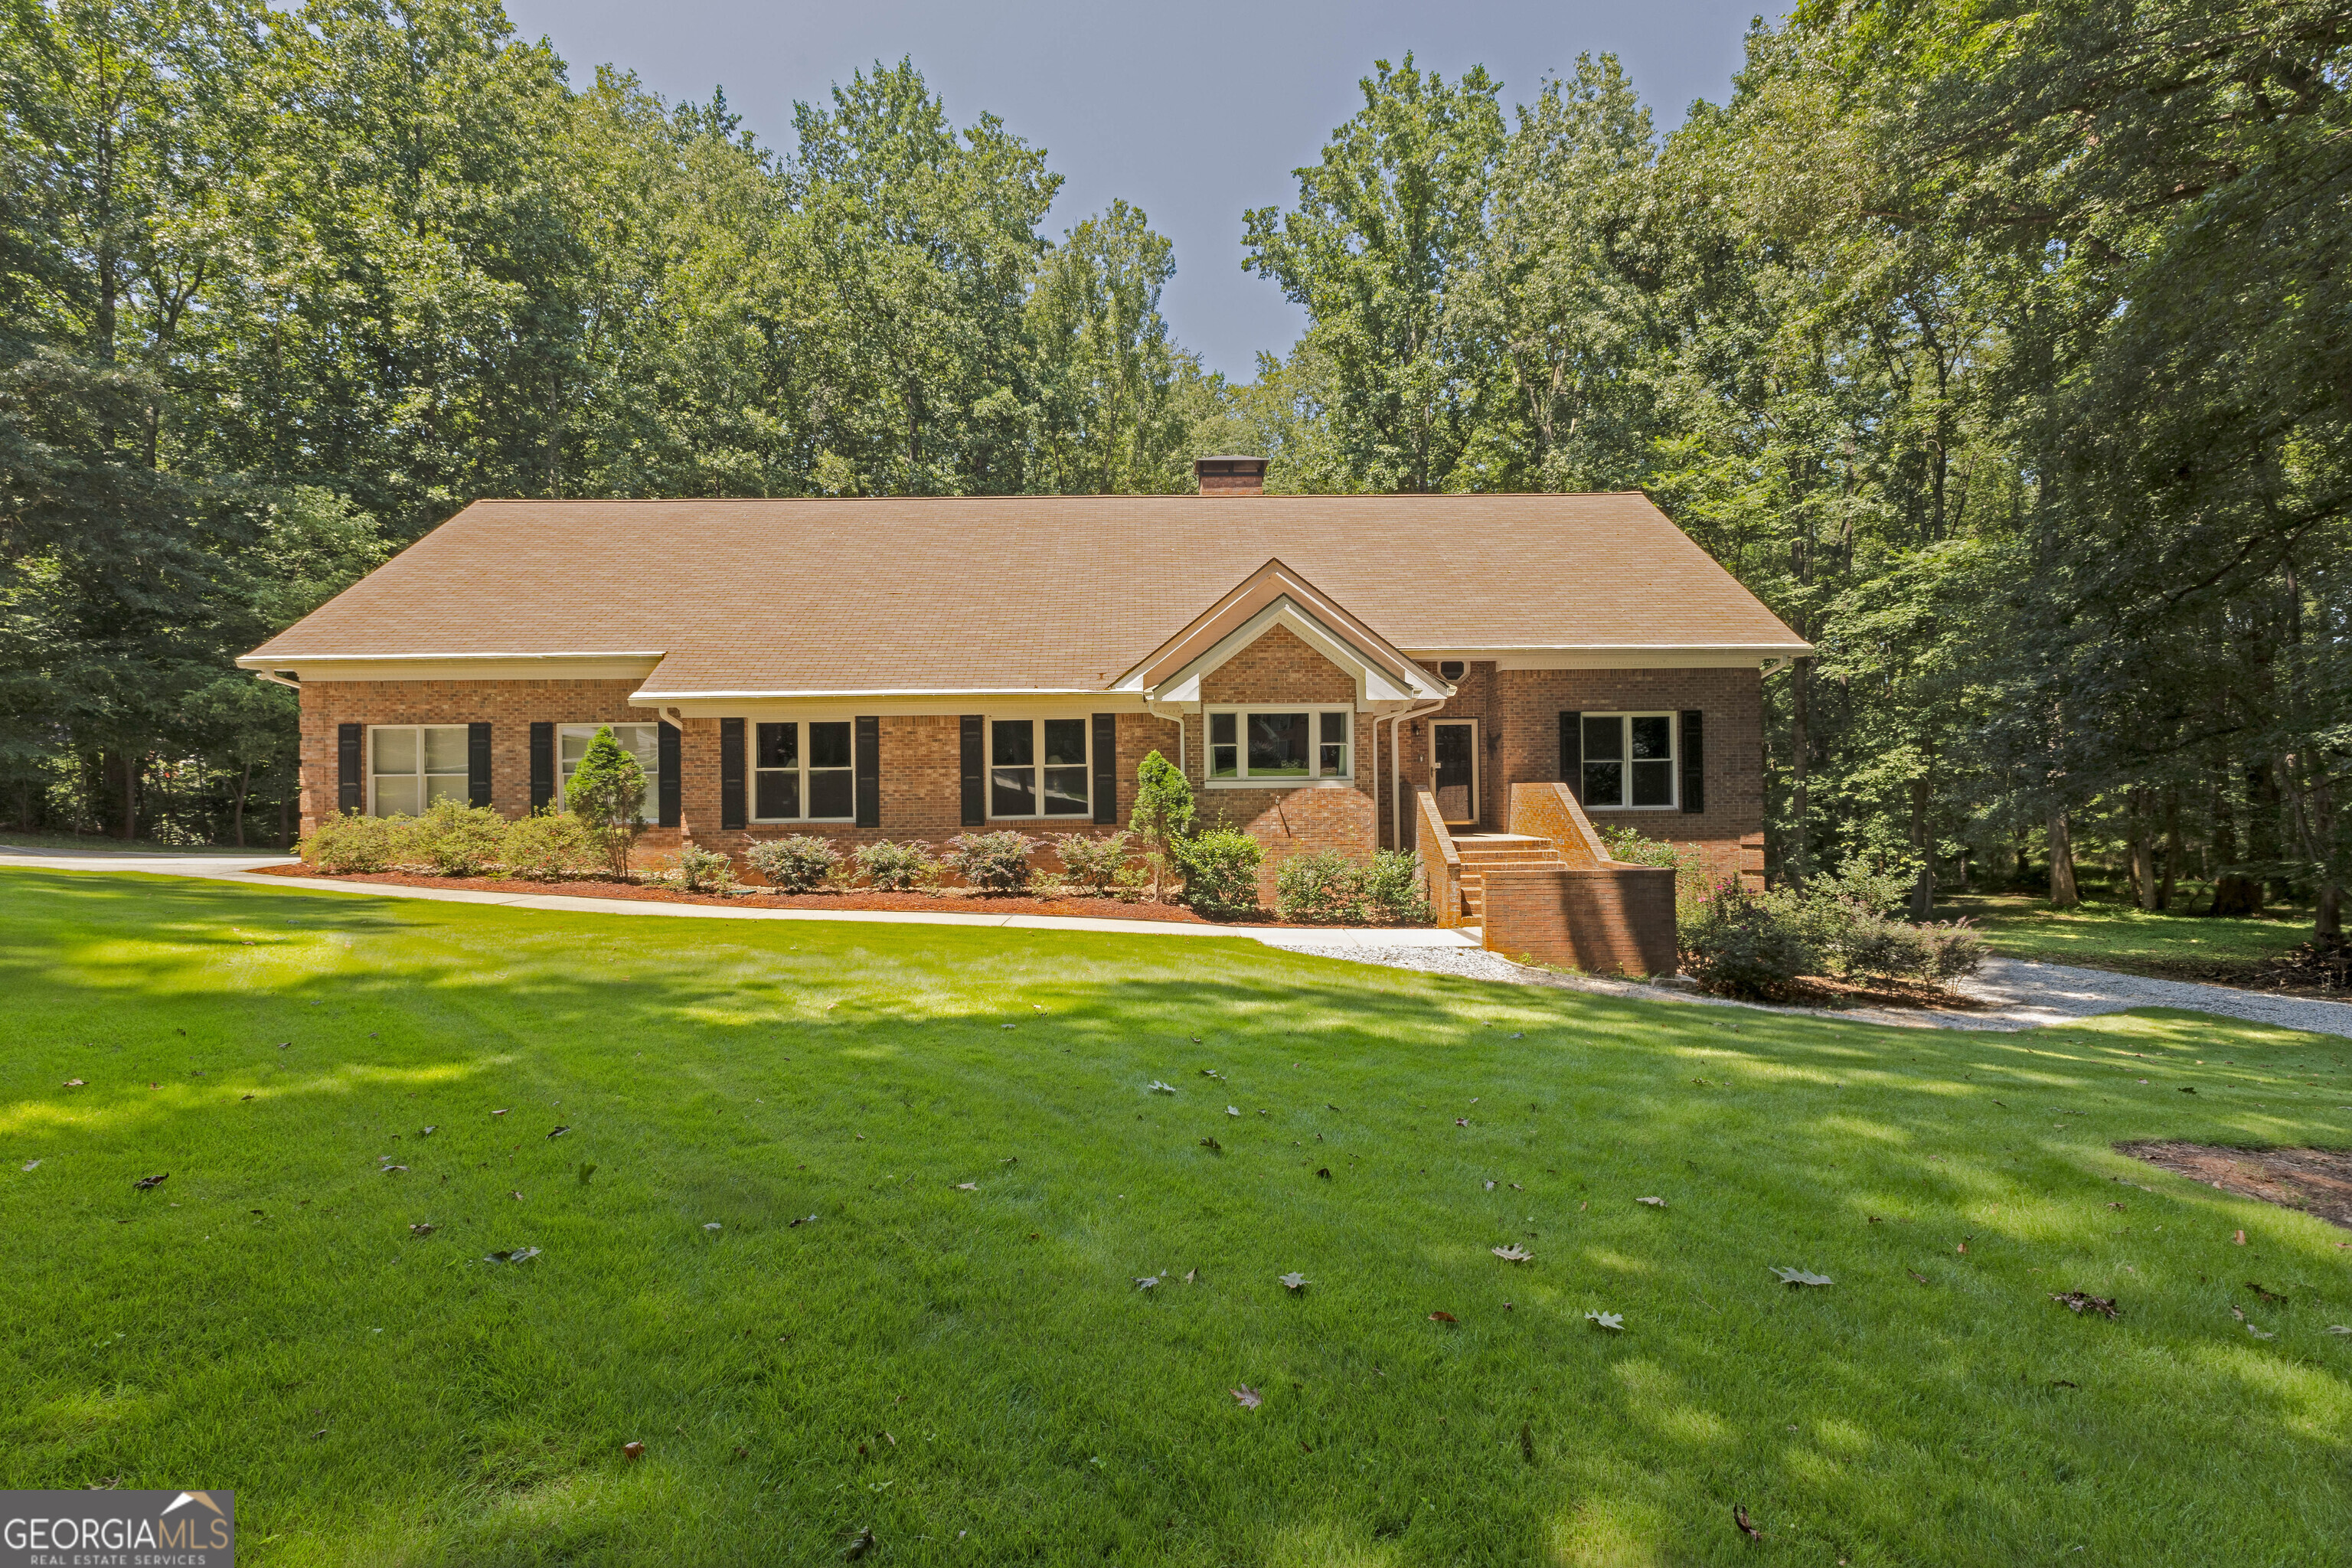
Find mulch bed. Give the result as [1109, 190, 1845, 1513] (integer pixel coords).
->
[2119, 1140, 2352, 1230]
[1779, 974, 1988, 1012]
[249, 862, 1418, 929]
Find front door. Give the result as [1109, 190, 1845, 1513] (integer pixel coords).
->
[1432, 720, 1477, 825]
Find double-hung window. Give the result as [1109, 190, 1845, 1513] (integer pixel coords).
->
[1581, 713, 1676, 808]
[369, 725, 469, 816]
[557, 724, 661, 821]
[753, 721, 854, 821]
[990, 718, 1089, 818]
[1207, 708, 1351, 782]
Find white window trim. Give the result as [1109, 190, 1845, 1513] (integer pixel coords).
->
[985, 716, 1094, 821]
[1581, 710, 1680, 811]
[748, 719, 857, 823]
[364, 724, 469, 818]
[1204, 704, 1356, 789]
[555, 722, 663, 819]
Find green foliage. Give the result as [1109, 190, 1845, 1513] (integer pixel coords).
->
[1047, 831, 1130, 896]
[743, 836, 841, 893]
[498, 810, 599, 881]
[1176, 826, 1264, 919]
[946, 831, 1037, 893]
[1274, 848, 1367, 924]
[398, 798, 507, 877]
[852, 839, 939, 890]
[1129, 750, 1194, 900]
[1360, 848, 1431, 924]
[300, 812, 397, 874]
[564, 727, 646, 877]
[658, 844, 737, 893]
[1678, 882, 1815, 999]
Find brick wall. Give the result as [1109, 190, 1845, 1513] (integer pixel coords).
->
[1480, 864, 1678, 976]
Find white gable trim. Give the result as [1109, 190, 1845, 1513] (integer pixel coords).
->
[1119, 596, 1442, 704]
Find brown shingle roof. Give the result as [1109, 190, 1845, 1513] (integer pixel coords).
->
[242, 493, 1808, 694]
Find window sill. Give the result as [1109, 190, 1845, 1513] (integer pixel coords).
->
[1583, 805, 1681, 812]
[1202, 776, 1356, 791]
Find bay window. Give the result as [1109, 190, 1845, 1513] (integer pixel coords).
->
[753, 720, 854, 821]
[1581, 713, 1676, 808]
[990, 717, 1089, 818]
[1207, 708, 1351, 782]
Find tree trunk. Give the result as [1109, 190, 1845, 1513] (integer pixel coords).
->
[2158, 787, 2181, 912]
[279, 783, 292, 851]
[1788, 658, 1811, 886]
[230, 761, 252, 848]
[2047, 811, 2079, 909]
[2128, 789, 2158, 911]
[1908, 773, 1934, 921]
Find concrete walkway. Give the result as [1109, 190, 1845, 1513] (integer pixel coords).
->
[0, 848, 1481, 950]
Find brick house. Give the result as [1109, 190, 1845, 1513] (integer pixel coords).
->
[240, 458, 1807, 971]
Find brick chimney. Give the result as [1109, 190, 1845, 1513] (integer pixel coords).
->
[1194, 455, 1268, 495]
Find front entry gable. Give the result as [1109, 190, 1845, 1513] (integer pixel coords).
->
[1111, 558, 1450, 707]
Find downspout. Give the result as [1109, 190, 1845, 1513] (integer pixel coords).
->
[1143, 697, 1187, 779]
[253, 670, 299, 691]
[1387, 697, 1448, 851]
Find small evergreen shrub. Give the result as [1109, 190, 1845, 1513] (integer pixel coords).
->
[1177, 827, 1264, 919]
[1050, 831, 1131, 896]
[302, 811, 397, 874]
[947, 831, 1037, 893]
[660, 843, 737, 893]
[500, 809, 599, 880]
[565, 724, 647, 877]
[1679, 881, 1814, 999]
[1360, 848, 1431, 924]
[1129, 750, 1194, 901]
[401, 796, 507, 877]
[854, 839, 939, 890]
[745, 835, 841, 892]
[1275, 848, 1365, 924]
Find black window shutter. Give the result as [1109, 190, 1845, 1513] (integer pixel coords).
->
[338, 724, 362, 815]
[468, 722, 492, 808]
[854, 716, 880, 827]
[1091, 713, 1117, 825]
[959, 715, 985, 826]
[719, 718, 746, 830]
[1558, 711, 1582, 802]
[658, 722, 682, 827]
[1679, 710, 1705, 814]
[530, 722, 554, 812]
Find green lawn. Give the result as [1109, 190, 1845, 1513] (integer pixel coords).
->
[5, 870, 2351, 1566]
[1936, 892, 2315, 982]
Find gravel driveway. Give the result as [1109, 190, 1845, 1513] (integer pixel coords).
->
[1259, 941, 2352, 1040]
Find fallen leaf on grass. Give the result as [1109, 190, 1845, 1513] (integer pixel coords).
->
[2233, 1230, 2246, 1245]
[1227, 1106, 1240, 1118]
[409, 1223, 436, 1237]
[1134, 1273, 1161, 1291]
[1492, 1245, 1531, 1263]
[577, 1163, 596, 1184]
[1199, 1136, 1221, 1152]
[2050, 1292, 2118, 1319]
[1733, 1504, 1763, 1540]
[1315, 1167, 1331, 1179]
[62, 1080, 83, 1088]
[1146, 1081, 1177, 1095]
[2324, 1325, 2352, 1335]
[952, 1182, 977, 1191]
[420, 1126, 437, 1137]
[704, 1223, 722, 1232]
[20, 1161, 38, 1172]
[1184, 1269, 1197, 1284]
[1636, 1196, 1666, 1207]
[1230, 1386, 1261, 1410]
[789, 1214, 817, 1227]
[1429, 1311, 1458, 1324]
[382, 1165, 409, 1174]
[240, 1093, 254, 1102]
[547, 1126, 570, 1139]
[622, 1440, 644, 1460]
[1200, 1068, 1223, 1080]
[1518, 1421, 1534, 1462]
[1585, 1310, 1623, 1331]
[1908, 1270, 1929, 1285]
[508, 1190, 523, 1200]
[133, 1174, 168, 1191]
[2247, 1323, 2278, 1340]
[483, 1247, 541, 1264]
[1772, 1267, 1834, 1287]
[1455, 1118, 1468, 1128]
[1279, 1272, 1308, 1292]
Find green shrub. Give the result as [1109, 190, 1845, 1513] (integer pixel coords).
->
[401, 796, 507, 877]
[660, 843, 737, 893]
[1129, 750, 1194, 901]
[301, 811, 397, 874]
[1275, 848, 1364, 924]
[1050, 831, 1131, 896]
[1361, 848, 1431, 924]
[500, 810, 599, 880]
[1679, 881, 1815, 999]
[565, 724, 647, 877]
[1177, 827, 1264, 919]
[745, 835, 841, 892]
[947, 831, 1037, 893]
[1922, 920, 1988, 982]
[853, 839, 939, 890]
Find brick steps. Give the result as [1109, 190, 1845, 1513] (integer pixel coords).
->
[1452, 834, 1568, 920]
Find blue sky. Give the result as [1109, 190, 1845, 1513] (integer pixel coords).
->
[504, 0, 1775, 379]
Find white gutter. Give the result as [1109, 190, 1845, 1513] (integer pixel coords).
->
[253, 670, 299, 691]
[1142, 697, 1189, 777]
